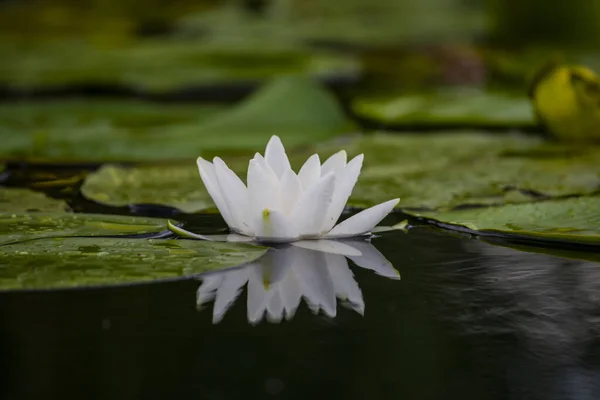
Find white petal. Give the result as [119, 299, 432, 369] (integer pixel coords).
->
[258, 248, 290, 285]
[226, 234, 255, 242]
[326, 253, 364, 315]
[297, 154, 321, 190]
[247, 159, 279, 219]
[326, 199, 400, 238]
[292, 248, 337, 317]
[197, 157, 235, 228]
[269, 246, 303, 320]
[248, 253, 291, 323]
[279, 169, 302, 215]
[246, 263, 272, 324]
[212, 269, 249, 323]
[253, 208, 299, 242]
[321, 150, 347, 176]
[252, 153, 279, 183]
[246, 290, 268, 324]
[213, 157, 252, 235]
[264, 135, 291, 178]
[347, 241, 400, 279]
[196, 274, 223, 305]
[321, 154, 363, 232]
[266, 290, 285, 323]
[280, 269, 303, 320]
[290, 239, 362, 257]
[290, 173, 336, 237]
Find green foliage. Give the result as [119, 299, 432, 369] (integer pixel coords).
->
[0, 39, 358, 92]
[0, 99, 224, 161]
[0, 237, 267, 290]
[345, 133, 600, 210]
[353, 90, 535, 128]
[191, 76, 353, 146]
[0, 212, 267, 290]
[0, 188, 68, 213]
[177, 0, 485, 46]
[81, 132, 600, 212]
[0, 212, 169, 245]
[488, 0, 600, 48]
[415, 196, 600, 244]
[0, 77, 350, 162]
[81, 164, 218, 213]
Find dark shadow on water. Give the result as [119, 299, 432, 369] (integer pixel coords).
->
[0, 214, 599, 399]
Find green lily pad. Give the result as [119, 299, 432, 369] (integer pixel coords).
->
[0, 237, 267, 290]
[0, 38, 358, 93]
[177, 1, 485, 47]
[0, 99, 225, 162]
[186, 75, 353, 146]
[80, 139, 345, 211]
[81, 164, 216, 213]
[413, 196, 600, 245]
[81, 132, 600, 212]
[0, 188, 68, 213]
[347, 133, 600, 210]
[352, 90, 536, 128]
[0, 213, 171, 246]
[0, 77, 351, 162]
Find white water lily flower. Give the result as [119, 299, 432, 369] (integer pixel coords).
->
[197, 135, 399, 243]
[196, 239, 400, 324]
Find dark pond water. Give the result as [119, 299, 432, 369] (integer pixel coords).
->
[1, 213, 598, 400]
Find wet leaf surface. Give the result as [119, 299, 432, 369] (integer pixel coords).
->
[81, 164, 218, 213]
[177, 1, 485, 46]
[0, 100, 224, 162]
[347, 134, 600, 210]
[185, 76, 354, 147]
[0, 237, 267, 290]
[0, 39, 358, 93]
[352, 90, 536, 128]
[0, 212, 170, 246]
[414, 195, 600, 245]
[0, 188, 69, 213]
[81, 133, 600, 212]
[0, 77, 351, 162]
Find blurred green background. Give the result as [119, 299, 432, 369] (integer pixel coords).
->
[2, 0, 600, 283]
[1, 0, 599, 99]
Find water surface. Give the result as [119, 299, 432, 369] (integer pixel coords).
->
[0, 216, 597, 400]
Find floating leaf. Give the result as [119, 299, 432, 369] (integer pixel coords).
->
[81, 132, 600, 212]
[352, 90, 536, 128]
[0, 77, 351, 162]
[177, 1, 484, 47]
[342, 133, 600, 210]
[0, 188, 68, 213]
[0, 213, 170, 246]
[81, 164, 217, 213]
[187, 76, 354, 147]
[81, 139, 340, 211]
[0, 237, 267, 290]
[414, 196, 600, 244]
[0, 99, 225, 162]
[0, 39, 358, 94]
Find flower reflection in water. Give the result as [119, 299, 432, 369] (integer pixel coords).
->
[196, 239, 399, 324]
